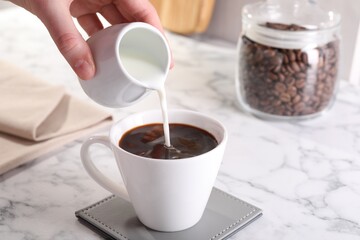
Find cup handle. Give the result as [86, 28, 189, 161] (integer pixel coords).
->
[80, 136, 130, 201]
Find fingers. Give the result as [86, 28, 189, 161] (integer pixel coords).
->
[70, 0, 111, 17]
[38, 2, 95, 79]
[71, 0, 126, 33]
[99, 4, 127, 25]
[77, 13, 104, 36]
[71, 0, 127, 26]
[114, 0, 163, 31]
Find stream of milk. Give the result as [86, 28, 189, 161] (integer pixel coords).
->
[120, 49, 171, 147]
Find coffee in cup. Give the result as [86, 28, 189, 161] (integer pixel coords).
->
[119, 123, 218, 159]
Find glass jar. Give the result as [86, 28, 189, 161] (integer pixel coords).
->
[236, 0, 341, 120]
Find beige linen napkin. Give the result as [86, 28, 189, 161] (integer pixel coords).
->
[0, 61, 113, 175]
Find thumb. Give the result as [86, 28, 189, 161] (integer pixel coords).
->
[37, 3, 95, 80]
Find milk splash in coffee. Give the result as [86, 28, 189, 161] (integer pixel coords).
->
[120, 49, 171, 147]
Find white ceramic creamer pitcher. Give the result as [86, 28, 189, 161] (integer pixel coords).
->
[79, 22, 171, 107]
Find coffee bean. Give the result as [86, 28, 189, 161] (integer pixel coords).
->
[278, 73, 285, 82]
[279, 93, 291, 102]
[327, 48, 335, 58]
[296, 50, 302, 62]
[291, 62, 301, 72]
[299, 62, 307, 71]
[265, 22, 289, 30]
[254, 49, 263, 62]
[286, 64, 295, 73]
[295, 72, 306, 79]
[303, 95, 310, 103]
[269, 55, 282, 68]
[329, 56, 337, 64]
[316, 89, 323, 96]
[284, 77, 295, 86]
[329, 67, 337, 76]
[283, 54, 289, 64]
[287, 51, 296, 62]
[264, 49, 276, 58]
[292, 95, 301, 104]
[273, 64, 282, 73]
[294, 102, 306, 112]
[268, 72, 278, 81]
[317, 82, 325, 91]
[275, 82, 286, 93]
[238, 22, 339, 117]
[265, 78, 272, 83]
[301, 52, 308, 64]
[288, 86, 297, 97]
[318, 72, 327, 81]
[295, 79, 306, 88]
[318, 55, 325, 68]
[273, 99, 282, 106]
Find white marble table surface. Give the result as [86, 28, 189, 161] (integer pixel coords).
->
[1, 7, 360, 240]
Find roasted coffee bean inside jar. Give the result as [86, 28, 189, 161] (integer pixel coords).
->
[238, 22, 339, 117]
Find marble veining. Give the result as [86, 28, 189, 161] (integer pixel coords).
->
[1, 7, 360, 240]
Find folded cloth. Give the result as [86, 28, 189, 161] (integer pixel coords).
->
[0, 61, 113, 175]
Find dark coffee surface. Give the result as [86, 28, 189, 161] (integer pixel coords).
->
[119, 123, 218, 159]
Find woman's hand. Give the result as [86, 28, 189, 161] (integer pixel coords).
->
[10, 0, 164, 80]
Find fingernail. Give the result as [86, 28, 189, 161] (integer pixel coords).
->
[75, 59, 95, 80]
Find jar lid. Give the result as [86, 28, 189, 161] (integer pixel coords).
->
[242, 0, 341, 49]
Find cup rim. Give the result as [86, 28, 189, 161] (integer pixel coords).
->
[109, 109, 227, 162]
[115, 22, 171, 88]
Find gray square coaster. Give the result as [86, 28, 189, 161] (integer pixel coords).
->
[75, 188, 262, 240]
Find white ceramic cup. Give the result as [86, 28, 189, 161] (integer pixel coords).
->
[80, 109, 227, 232]
[79, 22, 171, 108]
